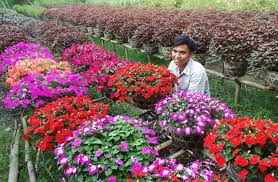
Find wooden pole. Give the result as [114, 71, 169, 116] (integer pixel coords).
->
[167, 149, 185, 159]
[124, 47, 128, 60]
[147, 54, 151, 63]
[101, 39, 104, 47]
[112, 42, 116, 52]
[235, 81, 241, 105]
[8, 120, 19, 182]
[22, 117, 36, 182]
[155, 140, 173, 151]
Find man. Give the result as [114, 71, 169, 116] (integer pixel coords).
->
[168, 34, 210, 97]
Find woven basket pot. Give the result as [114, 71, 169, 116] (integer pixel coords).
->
[161, 46, 172, 60]
[78, 26, 88, 33]
[128, 37, 141, 49]
[114, 34, 127, 44]
[192, 53, 208, 65]
[103, 31, 115, 40]
[143, 43, 159, 55]
[93, 27, 104, 37]
[266, 71, 278, 89]
[223, 61, 248, 77]
[87, 27, 94, 35]
[131, 95, 163, 110]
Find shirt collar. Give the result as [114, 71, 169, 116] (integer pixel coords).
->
[180, 58, 193, 76]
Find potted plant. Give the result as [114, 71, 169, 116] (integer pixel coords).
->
[107, 63, 178, 110]
[250, 41, 278, 89]
[132, 24, 159, 55]
[155, 90, 234, 151]
[23, 95, 109, 151]
[121, 19, 144, 49]
[5, 58, 71, 86]
[209, 29, 261, 78]
[55, 115, 158, 181]
[204, 118, 278, 181]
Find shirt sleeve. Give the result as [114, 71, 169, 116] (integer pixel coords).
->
[188, 71, 206, 94]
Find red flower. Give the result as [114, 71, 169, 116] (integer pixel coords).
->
[238, 169, 248, 179]
[249, 154, 260, 164]
[270, 157, 278, 166]
[264, 174, 276, 182]
[234, 156, 248, 167]
[258, 165, 268, 173]
[232, 148, 241, 156]
[260, 159, 271, 167]
[214, 153, 226, 166]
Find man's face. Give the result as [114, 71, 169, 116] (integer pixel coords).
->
[172, 44, 193, 68]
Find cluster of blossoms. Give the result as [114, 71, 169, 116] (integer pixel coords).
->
[2, 71, 88, 109]
[55, 115, 158, 181]
[155, 90, 234, 135]
[23, 95, 108, 151]
[204, 118, 278, 181]
[129, 157, 217, 182]
[5, 58, 71, 86]
[107, 63, 178, 102]
[61, 42, 133, 92]
[0, 42, 55, 75]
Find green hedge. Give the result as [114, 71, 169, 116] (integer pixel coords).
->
[13, 4, 46, 17]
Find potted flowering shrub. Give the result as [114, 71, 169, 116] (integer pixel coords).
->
[132, 24, 158, 54]
[5, 58, 71, 86]
[107, 63, 178, 109]
[2, 71, 88, 109]
[250, 41, 278, 89]
[129, 157, 218, 181]
[23, 95, 109, 151]
[55, 115, 158, 181]
[155, 90, 234, 151]
[209, 29, 261, 77]
[0, 42, 55, 76]
[120, 19, 144, 48]
[204, 118, 278, 182]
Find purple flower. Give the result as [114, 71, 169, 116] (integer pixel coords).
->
[173, 163, 184, 171]
[80, 154, 90, 164]
[118, 141, 128, 151]
[151, 150, 159, 156]
[190, 160, 201, 172]
[143, 128, 156, 136]
[175, 128, 183, 134]
[108, 175, 117, 182]
[72, 139, 82, 146]
[146, 136, 158, 144]
[184, 127, 192, 135]
[159, 167, 171, 177]
[95, 149, 103, 158]
[54, 147, 64, 157]
[115, 158, 123, 165]
[58, 156, 69, 165]
[161, 120, 167, 127]
[142, 147, 151, 154]
[171, 113, 178, 120]
[131, 161, 143, 174]
[102, 165, 108, 171]
[88, 164, 99, 175]
[64, 166, 77, 176]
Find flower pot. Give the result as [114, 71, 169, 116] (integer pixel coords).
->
[78, 26, 88, 33]
[143, 43, 158, 55]
[161, 46, 172, 60]
[266, 71, 278, 89]
[103, 31, 115, 40]
[93, 27, 104, 37]
[128, 37, 141, 49]
[87, 27, 94, 35]
[114, 34, 127, 44]
[223, 61, 248, 77]
[131, 95, 163, 110]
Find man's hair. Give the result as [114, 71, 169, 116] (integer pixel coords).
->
[172, 34, 196, 52]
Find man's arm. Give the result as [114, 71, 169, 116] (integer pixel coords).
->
[188, 71, 206, 94]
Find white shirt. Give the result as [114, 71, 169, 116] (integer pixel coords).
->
[168, 58, 210, 97]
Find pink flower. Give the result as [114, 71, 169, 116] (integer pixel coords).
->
[118, 141, 128, 151]
[64, 165, 77, 176]
[108, 175, 117, 182]
[88, 164, 99, 175]
[142, 147, 151, 154]
[58, 156, 69, 165]
[159, 167, 171, 177]
[95, 149, 103, 158]
[115, 158, 123, 165]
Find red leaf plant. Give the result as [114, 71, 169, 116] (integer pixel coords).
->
[23, 95, 108, 151]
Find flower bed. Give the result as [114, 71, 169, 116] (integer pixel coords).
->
[155, 90, 234, 150]
[5, 58, 71, 86]
[0, 42, 55, 75]
[2, 71, 88, 109]
[204, 118, 278, 181]
[55, 115, 158, 181]
[23, 95, 108, 151]
[107, 63, 177, 109]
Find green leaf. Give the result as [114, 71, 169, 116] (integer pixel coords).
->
[105, 168, 113, 176]
[254, 146, 262, 155]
